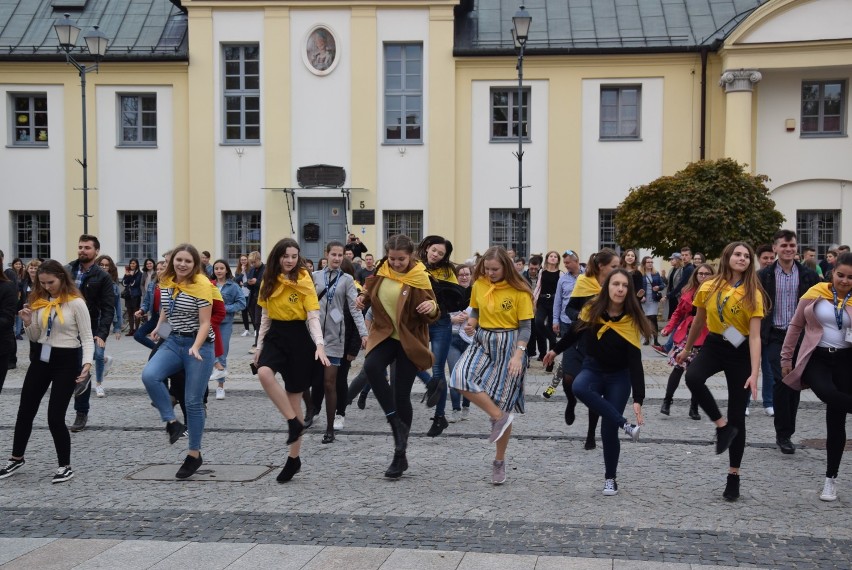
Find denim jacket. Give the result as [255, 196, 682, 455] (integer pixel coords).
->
[217, 279, 247, 317]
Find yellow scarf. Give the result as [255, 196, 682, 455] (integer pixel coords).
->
[801, 282, 852, 308]
[160, 273, 214, 303]
[268, 269, 316, 300]
[572, 274, 602, 299]
[211, 281, 223, 302]
[30, 294, 78, 328]
[475, 277, 513, 312]
[580, 305, 642, 349]
[377, 260, 433, 290]
[427, 266, 459, 284]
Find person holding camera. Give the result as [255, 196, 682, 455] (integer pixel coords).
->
[344, 233, 369, 259]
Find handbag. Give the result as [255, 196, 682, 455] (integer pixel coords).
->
[121, 288, 131, 300]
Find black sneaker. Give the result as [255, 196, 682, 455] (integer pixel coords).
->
[427, 415, 449, 437]
[166, 421, 187, 445]
[175, 454, 203, 479]
[52, 466, 74, 484]
[715, 424, 739, 455]
[277, 456, 301, 483]
[0, 458, 25, 479]
[70, 413, 88, 433]
[357, 392, 368, 410]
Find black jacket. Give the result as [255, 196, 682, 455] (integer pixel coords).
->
[757, 260, 820, 345]
[668, 263, 694, 300]
[0, 280, 17, 357]
[66, 260, 116, 341]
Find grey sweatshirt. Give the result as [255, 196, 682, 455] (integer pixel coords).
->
[312, 268, 368, 359]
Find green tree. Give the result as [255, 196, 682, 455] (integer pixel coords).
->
[614, 158, 784, 259]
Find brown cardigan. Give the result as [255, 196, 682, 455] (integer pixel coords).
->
[360, 274, 439, 371]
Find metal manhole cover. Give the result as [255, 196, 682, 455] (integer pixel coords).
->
[126, 464, 275, 482]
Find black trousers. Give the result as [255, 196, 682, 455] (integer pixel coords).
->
[364, 338, 417, 428]
[801, 348, 852, 478]
[14, 346, 80, 466]
[685, 334, 750, 468]
[534, 301, 557, 352]
[767, 328, 800, 439]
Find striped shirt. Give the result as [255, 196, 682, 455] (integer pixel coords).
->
[773, 263, 799, 329]
[160, 287, 215, 341]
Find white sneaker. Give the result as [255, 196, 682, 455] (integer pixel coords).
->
[95, 384, 105, 398]
[765, 406, 775, 417]
[745, 406, 750, 417]
[215, 387, 225, 400]
[448, 409, 461, 423]
[241, 330, 251, 337]
[210, 368, 228, 381]
[603, 478, 619, 496]
[103, 355, 114, 377]
[333, 414, 345, 430]
[623, 423, 641, 442]
[461, 408, 470, 421]
[821, 477, 837, 502]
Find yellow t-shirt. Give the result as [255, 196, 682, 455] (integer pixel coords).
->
[258, 272, 320, 321]
[470, 278, 534, 329]
[693, 279, 765, 336]
[377, 278, 403, 340]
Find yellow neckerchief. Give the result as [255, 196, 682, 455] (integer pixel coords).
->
[210, 280, 223, 302]
[427, 265, 459, 284]
[354, 280, 363, 293]
[572, 273, 602, 299]
[801, 282, 852, 308]
[268, 269, 316, 300]
[160, 273, 214, 303]
[475, 277, 513, 311]
[377, 260, 433, 290]
[580, 304, 642, 349]
[30, 294, 78, 328]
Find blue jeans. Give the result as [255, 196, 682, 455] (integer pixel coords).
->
[446, 333, 471, 410]
[215, 317, 234, 369]
[141, 335, 214, 451]
[74, 344, 105, 414]
[572, 359, 631, 479]
[416, 315, 452, 417]
[760, 350, 773, 408]
[133, 317, 158, 350]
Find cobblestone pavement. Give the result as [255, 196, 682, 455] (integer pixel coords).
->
[0, 334, 849, 569]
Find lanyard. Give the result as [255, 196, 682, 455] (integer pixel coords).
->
[325, 268, 340, 304]
[716, 280, 742, 324]
[832, 287, 852, 330]
[45, 309, 55, 338]
[168, 288, 179, 318]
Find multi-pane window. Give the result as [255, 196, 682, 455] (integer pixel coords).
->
[119, 212, 158, 262]
[796, 210, 840, 259]
[12, 211, 50, 259]
[490, 209, 529, 259]
[11, 95, 48, 145]
[801, 81, 845, 136]
[599, 209, 620, 252]
[223, 211, 261, 265]
[384, 43, 422, 143]
[118, 94, 157, 145]
[491, 88, 530, 141]
[223, 45, 260, 143]
[383, 210, 423, 244]
[600, 86, 641, 140]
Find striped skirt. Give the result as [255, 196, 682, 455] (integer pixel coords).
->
[449, 328, 526, 413]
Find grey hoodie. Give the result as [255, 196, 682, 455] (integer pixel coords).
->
[312, 268, 368, 359]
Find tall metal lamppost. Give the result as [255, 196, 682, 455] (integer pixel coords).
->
[512, 5, 531, 258]
[54, 13, 110, 234]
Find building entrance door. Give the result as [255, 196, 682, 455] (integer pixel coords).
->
[299, 198, 347, 264]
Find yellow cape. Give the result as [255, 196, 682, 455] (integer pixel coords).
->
[580, 304, 642, 349]
[572, 274, 602, 299]
[801, 282, 852, 308]
[30, 294, 79, 328]
[474, 277, 513, 312]
[377, 260, 433, 290]
[160, 273, 214, 303]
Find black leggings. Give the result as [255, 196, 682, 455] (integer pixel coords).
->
[801, 348, 852, 478]
[685, 334, 750, 468]
[125, 296, 141, 331]
[364, 338, 417, 428]
[13, 346, 80, 466]
[534, 303, 557, 352]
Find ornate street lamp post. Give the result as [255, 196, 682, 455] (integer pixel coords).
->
[512, 5, 531, 258]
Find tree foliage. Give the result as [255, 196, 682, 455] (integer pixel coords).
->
[614, 158, 784, 259]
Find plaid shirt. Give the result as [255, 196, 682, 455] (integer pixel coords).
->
[773, 263, 799, 329]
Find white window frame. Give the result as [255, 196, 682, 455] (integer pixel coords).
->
[383, 43, 423, 144]
[222, 44, 260, 144]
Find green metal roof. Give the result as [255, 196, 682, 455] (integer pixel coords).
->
[454, 0, 771, 55]
[0, 0, 187, 61]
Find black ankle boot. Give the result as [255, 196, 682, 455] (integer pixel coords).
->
[277, 456, 301, 483]
[384, 450, 408, 478]
[723, 473, 740, 501]
[688, 402, 701, 421]
[286, 418, 305, 445]
[388, 415, 409, 452]
[660, 399, 672, 416]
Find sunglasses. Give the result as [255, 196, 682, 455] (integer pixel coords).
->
[562, 250, 576, 257]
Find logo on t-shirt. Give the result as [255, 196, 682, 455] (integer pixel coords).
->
[501, 298, 514, 311]
[288, 293, 299, 304]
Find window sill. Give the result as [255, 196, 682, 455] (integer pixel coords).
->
[6, 144, 49, 149]
[799, 133, 847, 139]
[382, 141, 424, 146]
[221, 141, 262, 146]
[490, 138, 531, 144]
[598, 137, 643, 142]
[116, 144, 158, 149]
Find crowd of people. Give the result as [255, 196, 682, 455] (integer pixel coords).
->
[0, 232, 849, 502]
